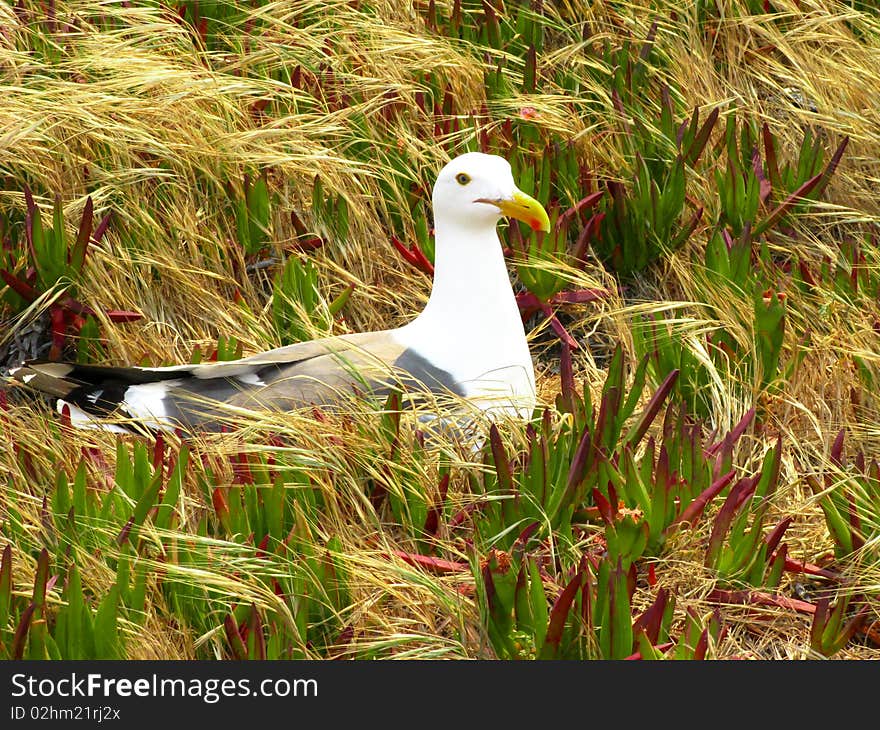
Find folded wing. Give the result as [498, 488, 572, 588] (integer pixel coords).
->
[9, 331, 465, 433]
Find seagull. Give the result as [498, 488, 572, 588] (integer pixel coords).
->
[9, 152, 550, 434]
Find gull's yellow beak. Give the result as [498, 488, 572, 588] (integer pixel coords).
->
[481, 190, 551, 233]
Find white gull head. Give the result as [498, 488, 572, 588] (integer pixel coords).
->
[431, 152, 550, 234]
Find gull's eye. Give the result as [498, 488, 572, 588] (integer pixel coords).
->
[455, 173, 471, 186]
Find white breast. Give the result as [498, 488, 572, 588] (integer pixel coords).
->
[394, 314, 536, 420]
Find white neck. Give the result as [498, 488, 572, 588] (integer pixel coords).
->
[414, 218, 520, 330]
[396, 216, 536, 414]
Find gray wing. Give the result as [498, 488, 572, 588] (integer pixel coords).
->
[9, 331, 465, 432]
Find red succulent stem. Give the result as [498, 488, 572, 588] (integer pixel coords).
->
[708, 588, 816, 615]
[388, 550, 467, 574]
[49, 306, 67, 359]
[782, 556, 838, 580]
[547, 310, 578, 349]
[555, 190, 604, 233]
[391, 236, 434, 276]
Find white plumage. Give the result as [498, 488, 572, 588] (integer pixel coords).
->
[10, 152, 550, 434]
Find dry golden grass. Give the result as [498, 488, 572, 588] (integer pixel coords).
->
[3, 0, 880, 659]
